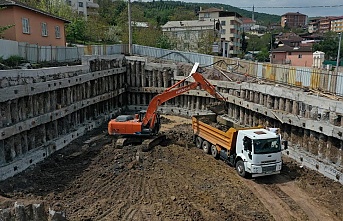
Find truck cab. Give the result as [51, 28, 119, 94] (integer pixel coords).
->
[235, 129, 283, 177]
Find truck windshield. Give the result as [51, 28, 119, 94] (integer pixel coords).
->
[253, 138, 281, 154]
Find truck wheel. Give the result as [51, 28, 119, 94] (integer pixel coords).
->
[202, 141, 210, 154]
[211, 145, 218, 158]
[195, 136, 203, 149]
[236, 160, 246, 177]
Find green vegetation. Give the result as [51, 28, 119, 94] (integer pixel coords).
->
[246, 33, 274, 51]
[0, 55, 27, 67]
[14, 0, 280, 48]
[313, 31, 343, 60]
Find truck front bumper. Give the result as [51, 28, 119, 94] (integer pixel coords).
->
[249, 162, 282, 177]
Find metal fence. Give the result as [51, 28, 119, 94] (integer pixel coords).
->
[0, 39, 19, 59]
[0, 39, 125, 63]
[215, 57, 343, 97]
[132, 45, 214, 66]
[1, 39, 342, 96]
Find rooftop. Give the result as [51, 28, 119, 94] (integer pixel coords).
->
[273, 45, 312, 52]
[162, 20, 214, 28]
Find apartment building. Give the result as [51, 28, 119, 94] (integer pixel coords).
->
[162, 8, 242, 57]
[198, 8, 243, 57]
[330, 16, 343, 33]
[319, 17, 331, 33]
[66, 0, 99, 17]
[281, 12, 307, 28]
[308, 18, 321, 33]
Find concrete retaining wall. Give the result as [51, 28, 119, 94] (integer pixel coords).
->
[0, 55, 342, 184]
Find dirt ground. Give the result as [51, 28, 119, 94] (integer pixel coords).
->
[0, 115, 342, 221]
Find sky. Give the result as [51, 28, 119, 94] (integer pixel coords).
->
[181, 0, 343, 17]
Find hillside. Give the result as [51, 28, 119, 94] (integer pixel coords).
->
[132, 1, 280, 26]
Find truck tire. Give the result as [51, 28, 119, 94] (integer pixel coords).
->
[211, 145, 218, 158]
[195, 136, 203, 149]
[236, 160, 246, 177]
[202, 141, 210, 154]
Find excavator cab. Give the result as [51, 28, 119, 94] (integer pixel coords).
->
[140, 110, 161, 135]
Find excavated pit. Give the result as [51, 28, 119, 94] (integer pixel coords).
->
[0, 115, 342, 221]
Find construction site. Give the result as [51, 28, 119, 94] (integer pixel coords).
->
[0, 54, 342, 221]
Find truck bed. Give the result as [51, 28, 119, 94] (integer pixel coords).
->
[192, 115, 237, 151]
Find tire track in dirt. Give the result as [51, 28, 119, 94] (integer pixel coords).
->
[276, 179, 339, 221]
[244, 178, 301, 221]
[244, 174, 340, 221]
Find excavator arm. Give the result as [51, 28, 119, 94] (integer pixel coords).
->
[142, 71, 226, 130]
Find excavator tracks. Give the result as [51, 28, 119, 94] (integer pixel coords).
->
[114, 135, 166, 151]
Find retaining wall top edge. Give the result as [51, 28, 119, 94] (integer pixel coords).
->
[0, 65, 89, 78]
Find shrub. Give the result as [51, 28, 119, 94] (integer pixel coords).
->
[4, 55, 26, 67]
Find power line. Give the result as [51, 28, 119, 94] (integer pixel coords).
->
[238, 5, 343, 9]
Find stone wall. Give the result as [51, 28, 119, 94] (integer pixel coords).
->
[0, 55, 126, 180]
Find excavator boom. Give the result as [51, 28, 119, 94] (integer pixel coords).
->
[142, 69, 226, 129]
[108, 63, 226, 136]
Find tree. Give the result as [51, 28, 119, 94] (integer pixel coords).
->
[313, 31, 343, 60]
[17, 0, 74, 19]
[66, 17, 86, 43]
[241, 32, 248, 53]
[103, 26, 121, 43]
[246, 33, 275, 52]
[156, 35, 174, 49]
[255, 48, 270, 62]
[197, 31, 215, 55]
[84, 15, 109, 43]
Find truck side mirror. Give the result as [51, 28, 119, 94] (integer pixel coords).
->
[282, 140, 288, 150]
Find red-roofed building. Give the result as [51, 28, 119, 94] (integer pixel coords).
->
[281, 12, 308, 28]
[241, 17, 256, 32]
[272, 45, 313, 67]
[0, 0, 69, 46]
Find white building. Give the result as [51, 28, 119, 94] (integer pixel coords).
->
[162, 7, 243, 57]
[66, 0, 99, 17]
[198, 7, 243, 57]
[162, 20, 216, 53]
[330, 16, 343, 33]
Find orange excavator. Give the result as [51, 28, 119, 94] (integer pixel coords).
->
[108, 63, 226, 138]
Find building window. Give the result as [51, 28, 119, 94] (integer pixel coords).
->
[55, 26, 61, 38]
[298, 54, 302, 58]
[221, 21, 226, 26]
[204, 13, 210, 18]
[22, 18, 30, 34]
[79, 2, 83, 7]
[221, 29, 226, 34]
[41, 22, 48, 36]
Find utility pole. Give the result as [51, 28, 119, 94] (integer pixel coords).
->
[128, 0, 132, 55]
[270, 34, 273, 64]
[335, 32, 342, 75]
